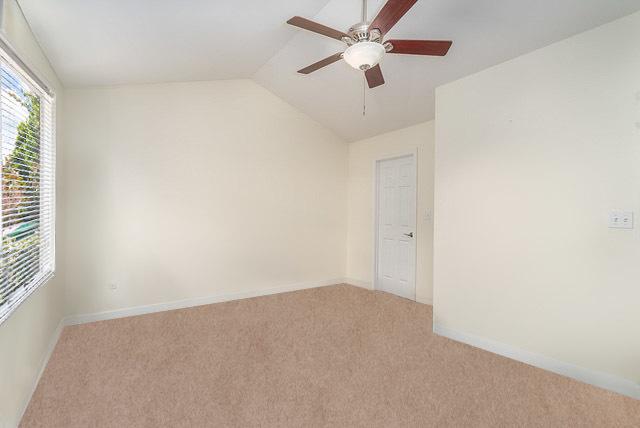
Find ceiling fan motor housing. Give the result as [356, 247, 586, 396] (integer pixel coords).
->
[346, 22, 382, 44]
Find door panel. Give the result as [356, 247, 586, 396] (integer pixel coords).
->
[376, 155, 416, 300]
[382, 238, 394, 279]
[397, 240, 410, 282]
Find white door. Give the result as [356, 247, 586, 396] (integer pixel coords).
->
[375, 155, 416, 300]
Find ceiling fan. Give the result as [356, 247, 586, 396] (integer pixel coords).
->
[286, 0, 453, 88]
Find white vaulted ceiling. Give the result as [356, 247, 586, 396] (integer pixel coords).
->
[18, 0, 640, 141]
[16, 0, 332, 85]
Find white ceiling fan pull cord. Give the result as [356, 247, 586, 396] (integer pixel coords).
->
[362, 73, 367, 116]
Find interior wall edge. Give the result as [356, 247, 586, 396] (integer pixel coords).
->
[433, 323, 640, 400]
[15, 317, 65, 427]
[250, 78, 349, 144]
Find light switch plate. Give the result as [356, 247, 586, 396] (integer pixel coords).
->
[609, 210, 634, 229]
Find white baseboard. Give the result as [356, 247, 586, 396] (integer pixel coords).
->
[433, 323, 640, 400]
[344, 279, 433, 306]
[417, 297, 433, 306]
[343, 278, 372, 290]
[64, 278, 346, 325]
[17, 318, 65, 425]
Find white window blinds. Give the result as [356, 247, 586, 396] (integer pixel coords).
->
[0, 43, 55, 324]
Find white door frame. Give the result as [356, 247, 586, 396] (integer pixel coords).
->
[372, 150, 418, 300]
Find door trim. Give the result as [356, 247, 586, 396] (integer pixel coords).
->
[372, 150, 418, 300]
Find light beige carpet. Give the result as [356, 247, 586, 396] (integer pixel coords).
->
[22, 285, 640, 427]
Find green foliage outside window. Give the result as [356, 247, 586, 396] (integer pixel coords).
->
[0, 90, 41, 306]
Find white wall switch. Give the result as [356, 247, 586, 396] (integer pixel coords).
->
[609, 210, 634, 229]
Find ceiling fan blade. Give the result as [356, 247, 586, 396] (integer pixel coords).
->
[369, 0, 417, 36]
[386, 39, 453, 56]
[365, 64, 385, 88]
[287, 16, 350, 41]
[297, 53, 344, 74]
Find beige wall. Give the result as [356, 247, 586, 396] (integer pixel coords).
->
[63, 80, 348, 316]
[0, 0, 66, 427]
[434, 11, 640, 384]
[347, 121, 435, 304]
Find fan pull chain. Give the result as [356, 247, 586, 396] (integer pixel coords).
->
[362, 73, 366, 116]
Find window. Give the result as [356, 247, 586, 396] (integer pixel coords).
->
[0, 42, 55, 324]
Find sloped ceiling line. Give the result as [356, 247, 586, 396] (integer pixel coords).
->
[17, 0, 640, 141]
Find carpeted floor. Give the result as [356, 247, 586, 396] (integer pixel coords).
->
[22, 284, 640, 427]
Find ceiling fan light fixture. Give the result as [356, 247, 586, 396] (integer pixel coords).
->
[343, 41, 385, 71]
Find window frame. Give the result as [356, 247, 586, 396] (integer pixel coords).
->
[0, 36, 56, 325]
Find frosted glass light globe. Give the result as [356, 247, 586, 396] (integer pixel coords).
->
[343, 42, 385, 70]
